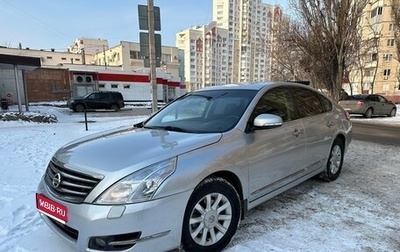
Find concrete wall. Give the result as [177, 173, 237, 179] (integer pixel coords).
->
[0, 68, 24, 104]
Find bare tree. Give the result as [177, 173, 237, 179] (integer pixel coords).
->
[288, 0, 368, 101]
[258, 8, 312, 83]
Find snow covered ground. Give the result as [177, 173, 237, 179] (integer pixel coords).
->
[0, 105, 399, 252]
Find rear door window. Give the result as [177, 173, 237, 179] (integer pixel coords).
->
[318, 94, 333, 112]
[291, 87, 325, 118]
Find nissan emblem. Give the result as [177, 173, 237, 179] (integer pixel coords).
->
[52, 173, 62, 188]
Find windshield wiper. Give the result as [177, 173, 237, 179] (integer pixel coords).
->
[134, 122, 144, 128]
[144, 125, 187, 132]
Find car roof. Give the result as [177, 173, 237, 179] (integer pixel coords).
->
[193, 81, 312, 92]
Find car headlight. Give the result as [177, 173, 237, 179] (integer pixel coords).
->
[94, 157, 177, 204]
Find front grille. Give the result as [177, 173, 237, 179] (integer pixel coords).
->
[45, 160, 102, 203]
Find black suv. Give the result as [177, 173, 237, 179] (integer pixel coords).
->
[67, 91, 125, 112]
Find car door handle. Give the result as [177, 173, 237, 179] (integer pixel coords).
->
[292, 129, 304, 137]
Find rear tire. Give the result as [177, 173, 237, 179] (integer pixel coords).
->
[74, 104, 85, 112]
[182, 177, 241, 252]
[364, 108, 373, 118]
[320, 138, 344, 182]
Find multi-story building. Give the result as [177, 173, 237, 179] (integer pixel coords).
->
[97, 41, 181, 80]
[351, 0, 400, 102]
[176, 22, 228, 92]
[68, 38, 109, 55]
[213, 0, 282, 83]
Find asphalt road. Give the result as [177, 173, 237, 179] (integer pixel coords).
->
[351, 121, 400, 146]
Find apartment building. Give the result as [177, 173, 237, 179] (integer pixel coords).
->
[176, 22, 228, 92]
[352, 0, 400, 102]
[213, 0, 282, 83]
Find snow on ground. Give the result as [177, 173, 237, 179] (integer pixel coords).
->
[0, 105, 399, 252]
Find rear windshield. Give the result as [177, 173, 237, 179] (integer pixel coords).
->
[346, 95, 366, 100]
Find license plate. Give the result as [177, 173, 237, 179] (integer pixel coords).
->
[36, 193, 68, 224]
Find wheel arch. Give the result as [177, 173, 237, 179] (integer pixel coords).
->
[335, 133, 346, 147]
[364, 106, 374, 114]
[74, 103, 86, 111]
[204, 171, 245, 219]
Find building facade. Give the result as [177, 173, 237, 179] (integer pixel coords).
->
[176, 22, 228, 92]
[0, 38, 185, 103]
[96, 41, 181, 81]
[68, 38, 109, 56]
[212, 0, 282, 83]
[0, 46, 94, 68]
[350, 0, 400, 102]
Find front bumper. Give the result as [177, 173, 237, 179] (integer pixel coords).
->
[37, 179, 191, 252]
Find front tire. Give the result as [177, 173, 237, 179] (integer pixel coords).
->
[320, 138, 344, 182]
[182, 177, 241, 252]
[389, 108, 396, 117]
[364, 108, 373, 118]
[110, 104, 119, 111]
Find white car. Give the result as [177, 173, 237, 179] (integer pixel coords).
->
[36, 82, 352, 252]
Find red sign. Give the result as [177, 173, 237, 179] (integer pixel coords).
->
[36, 194, 68, 224]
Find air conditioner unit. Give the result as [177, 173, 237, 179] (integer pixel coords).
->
[73, 75, 93, 84]
[85, 76, 93, 83]
[74, 75, 84, 83]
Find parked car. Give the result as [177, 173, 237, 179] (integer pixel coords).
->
[36, 82, 352, 252]
[67, 91, 125, 112]
[338, 94, 397, 118]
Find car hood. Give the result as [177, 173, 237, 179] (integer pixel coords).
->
[53, 126, 222, 174]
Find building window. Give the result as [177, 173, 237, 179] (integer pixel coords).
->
[383, 69, 391, 79]
[111, 84, 119, 88]
[130, 51, 140, 59]
[371, 6, 383, 18]
[383, 54, 393, 61]
[124, 84, 130, 89]
[382, 83, 389, 91]
[387, 39, 395, 46]
[161, 54, 172, 63]
[99, 84, 105, 88]
[61, 57, 67, 60]
[46, 56, 52, 59]
[389, 23, 394, 31]
[371, 53, 377, 61]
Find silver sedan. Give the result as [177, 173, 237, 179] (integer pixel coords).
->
[338, 94, 397, 118]
[36, 82, 352, 252]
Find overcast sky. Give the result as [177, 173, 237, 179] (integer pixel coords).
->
[0, 0, 287, 51]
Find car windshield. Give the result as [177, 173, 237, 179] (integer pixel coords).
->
[143, 89, 257, 133]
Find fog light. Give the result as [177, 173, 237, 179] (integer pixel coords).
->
[95, 238, 106, 248]
[88, 232, 141, 251]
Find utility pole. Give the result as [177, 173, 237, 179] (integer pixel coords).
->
[103, 45, 107, 70]
[148, 0, 158, 113]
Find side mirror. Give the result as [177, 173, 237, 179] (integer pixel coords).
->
[253, 114, 283, 129]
